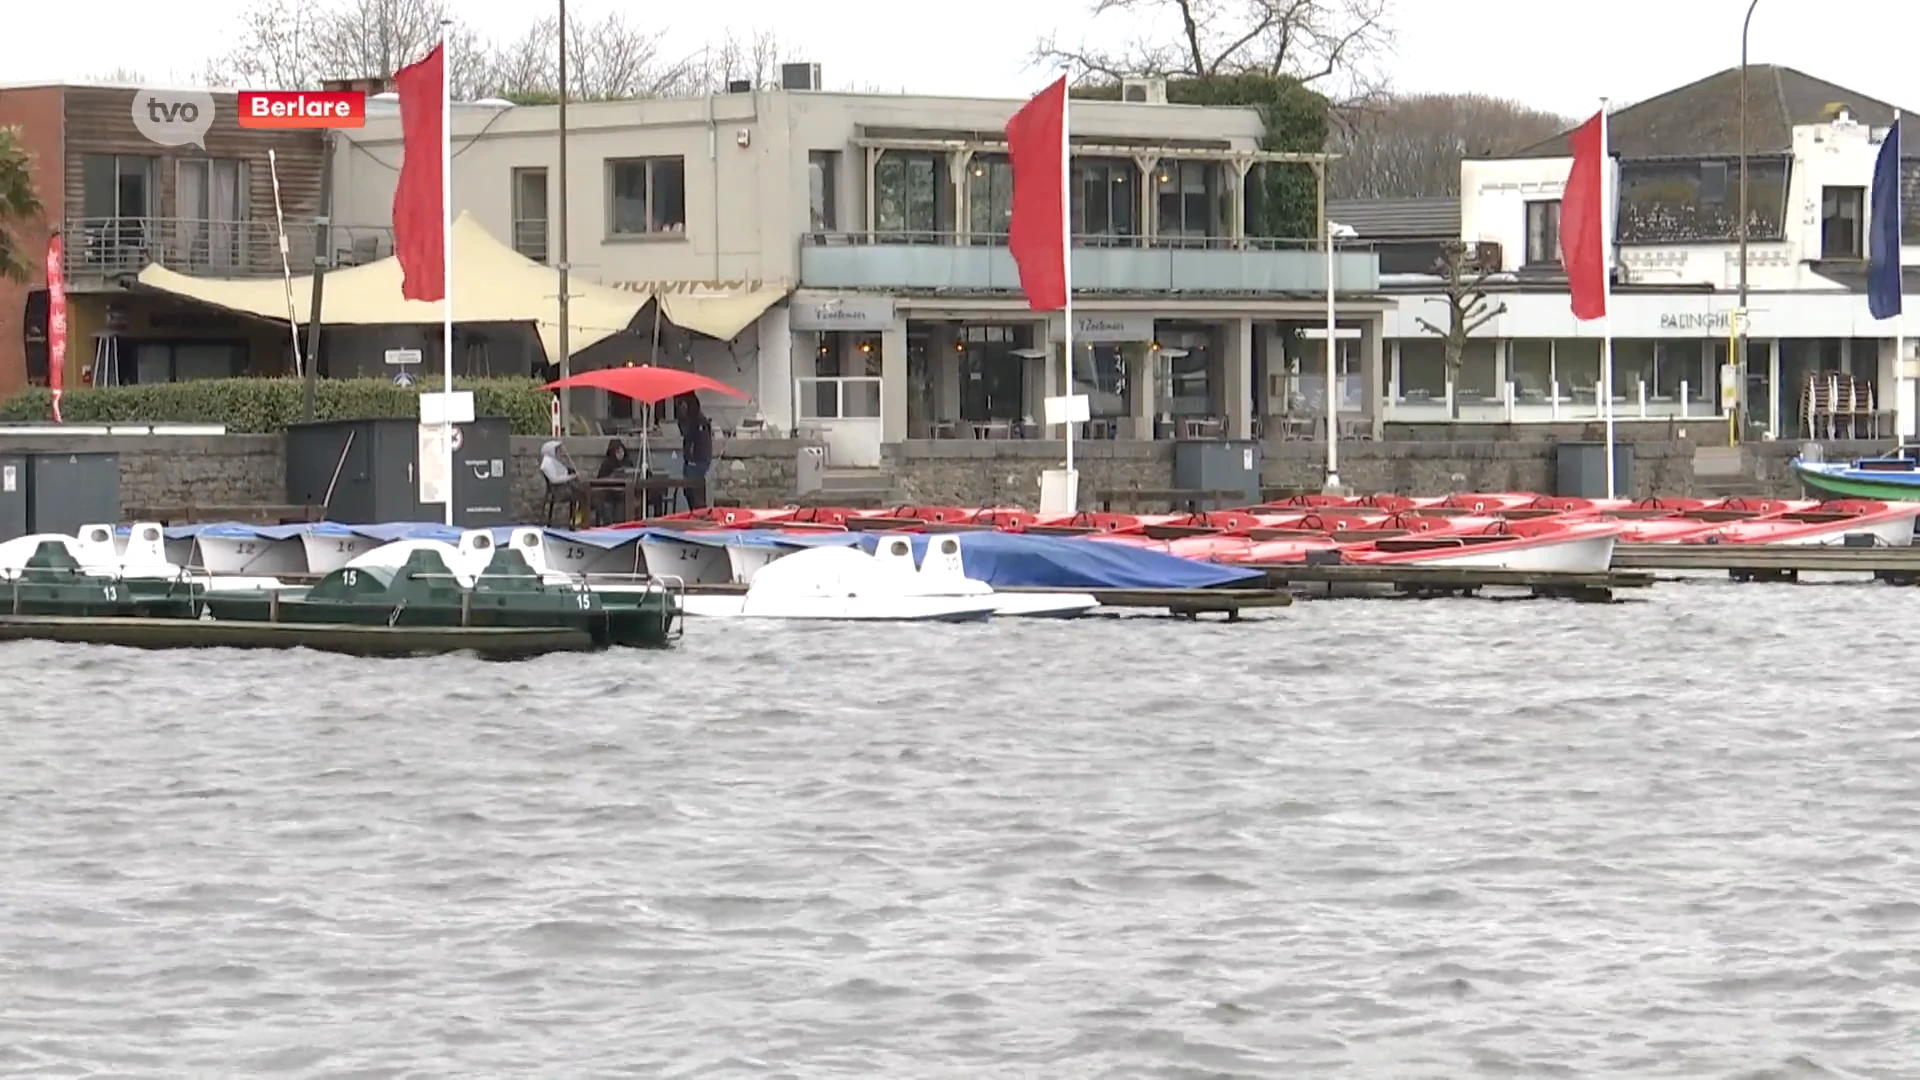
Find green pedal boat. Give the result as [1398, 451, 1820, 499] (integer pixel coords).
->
[0, 539, 681, 656]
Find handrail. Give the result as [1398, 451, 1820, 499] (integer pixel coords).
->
[801, 229, 1370, 252]
[61, 215, 396, 277]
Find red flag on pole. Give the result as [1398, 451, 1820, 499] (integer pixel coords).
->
[45, 233, 65, 422]
[392, 44, 446, 303]
[1560, 111, 1607, 321]
[1006, 76, 1069, 311]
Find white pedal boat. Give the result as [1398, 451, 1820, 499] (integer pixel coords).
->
[871, 534, 1100, 618]
[678, 545, 998, 621]
[0, 522, 291, 591]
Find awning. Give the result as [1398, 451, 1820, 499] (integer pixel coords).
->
[610, 281, 791, 341]
[134, 212, 650, 363]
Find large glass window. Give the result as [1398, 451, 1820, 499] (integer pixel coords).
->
[966, 154, 1013, 241]
[875, 152, 946, 239]
[1072, 158, 1137, 244]
[606, 157, 687, 235]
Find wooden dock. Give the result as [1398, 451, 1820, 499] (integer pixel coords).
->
[678, 582, 1291, 620]
[0, 616, 599, 659]
[1610, 543, 1920, 582]
[1245, 564, 1653, 601]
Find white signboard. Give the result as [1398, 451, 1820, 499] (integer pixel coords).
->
[417, 424, 450, 505]
[419, 390, 475, 425]
[2, 465, 14, 493]
[385, 347, 423, 366]
[1072, 312, 1155, 343]
[1043, 394, 1092, 425]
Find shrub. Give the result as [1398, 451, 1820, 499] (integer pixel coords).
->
[0, 377, 554, 435]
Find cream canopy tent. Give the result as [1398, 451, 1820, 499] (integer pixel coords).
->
[611, 283, 793, 342]
[133, 213, 650, 363]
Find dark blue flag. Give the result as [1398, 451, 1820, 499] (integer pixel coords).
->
[1868, 117, 1903, 320]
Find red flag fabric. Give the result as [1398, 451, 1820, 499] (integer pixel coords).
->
[45, 232, 64, 422]
[1560, 111, 1607, 321]
[1005, 76, 1069, 312]
[392, 44, 446, 303]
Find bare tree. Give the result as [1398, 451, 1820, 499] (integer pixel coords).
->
[88, 66, 152, 83]
[688, 30, 785, 92]
[1330, 92, 1569, 199]
[1413, 240, 1507, 414]
[204, 0, 325, 89]
[1034, 0, 1392, 102]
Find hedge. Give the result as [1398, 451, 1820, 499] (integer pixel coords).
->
[0, 377, 555, 435]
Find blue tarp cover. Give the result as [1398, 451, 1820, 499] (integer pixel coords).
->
[645, 528, 863, 550]
[855, 531, 1261, 590]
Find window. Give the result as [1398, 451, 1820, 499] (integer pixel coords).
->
[129, 341, 244, 384]
[874, 152, 945, 239]
[1525, 200, 1561, 265]
[966, 154, 1013, 242]
[1072, 158, 1137, 244]
[82, 153, 157, 219]
[174, 159, 248, 271]
[606, 156, 686, 235]
[1155, 160, 1217, 241]
[1821, 185, 1865, 259]
[511, 167, 548, 261]
[1699, 161, 1728, 203]
[807, 151, 838, 231]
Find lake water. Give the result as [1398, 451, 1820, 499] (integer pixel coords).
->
[2, 579, 1917, 1077]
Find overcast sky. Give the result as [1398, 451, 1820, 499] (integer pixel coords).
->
[7, 0, 1914, 118]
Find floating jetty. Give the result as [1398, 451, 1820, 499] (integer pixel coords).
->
[0, 615, 599, 660]
[1248, 564, 1653, 602]
[1610, 543, 1920, 583]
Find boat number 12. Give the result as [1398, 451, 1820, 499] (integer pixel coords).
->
[235, 542, 257, 555]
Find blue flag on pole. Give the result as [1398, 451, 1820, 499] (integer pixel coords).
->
[1868, 116, 1903, 319]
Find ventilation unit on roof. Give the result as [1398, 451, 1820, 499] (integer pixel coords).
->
[1120, 77, 1168, 104]
[781, 62, 822, 91]
[726, 79, 753, 94]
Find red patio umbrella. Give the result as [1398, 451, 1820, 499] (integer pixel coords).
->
[543, 364, 746, 404]
[544, 365, 747, 487]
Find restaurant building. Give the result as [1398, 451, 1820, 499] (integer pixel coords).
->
[1349, 66, 1919, 439]
[320, 66, 1386, 465]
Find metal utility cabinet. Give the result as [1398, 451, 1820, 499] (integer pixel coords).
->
[285, 418, 513, 526]
[1173, 439, 1263, 509]
[0, 452, 122, 542]
[1555, 441, 1635, 498]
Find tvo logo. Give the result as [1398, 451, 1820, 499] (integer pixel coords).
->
[131, 88, 216, 149]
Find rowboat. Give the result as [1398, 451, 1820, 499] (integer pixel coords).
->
[1790, 447, 1920, 502]
[1340, 517, 1624, 573]
[1677, 499, 1920, 546]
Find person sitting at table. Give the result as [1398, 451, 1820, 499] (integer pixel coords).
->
[592, 439, 630, 524]
[540, 439, 590, 527]
[674, 394, 714, 511]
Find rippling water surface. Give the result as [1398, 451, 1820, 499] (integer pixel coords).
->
[3, 580, 1919, 1077]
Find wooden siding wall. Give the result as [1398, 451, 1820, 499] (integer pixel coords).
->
[61, 87, 324, 223]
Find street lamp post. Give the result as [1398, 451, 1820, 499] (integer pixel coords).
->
[1735, 0, 1760, 442]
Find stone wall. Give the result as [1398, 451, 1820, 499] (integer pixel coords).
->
[0, 434, 286, 510]
[0, 429, 1871, 521]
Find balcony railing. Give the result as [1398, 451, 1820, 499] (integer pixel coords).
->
[512, 217, 548, 263]
[61, 217, 396, 279]
[799, 231, 1379, 294]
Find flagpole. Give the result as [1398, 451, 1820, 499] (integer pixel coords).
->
[1896, 110, 1908, 446]
[1059, 70, 1075, 496]
[439, 19, 455, 527]
[1600, 96, 1616, 499]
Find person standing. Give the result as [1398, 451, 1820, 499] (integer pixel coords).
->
[675, 394, 714, 511]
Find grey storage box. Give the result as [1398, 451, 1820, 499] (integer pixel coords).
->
[0, 454, 28, 542]
[1172, 439, 1262, 509]
[28, 452, 121, 538]
[1555, 441, 1634, 498]
[285, 417, 513, 526]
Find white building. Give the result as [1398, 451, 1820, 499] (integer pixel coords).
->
[325, 67, 1389, 464]
[1359, 65, 1917, 439]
